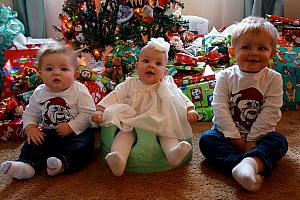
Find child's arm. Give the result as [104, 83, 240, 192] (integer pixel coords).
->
[248, 72, 283, 140]
[67, 84, 96, 135]
[22, 86, 45, 144]
[212, 72, 241, 139]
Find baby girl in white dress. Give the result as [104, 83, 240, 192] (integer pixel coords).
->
[91, 37, 199, 176]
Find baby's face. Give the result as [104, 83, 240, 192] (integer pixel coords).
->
[233, 31, 275, 73]
[39, 52, 78, 92]
[136, 47, 168, 85]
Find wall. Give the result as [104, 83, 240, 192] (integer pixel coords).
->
[284, 0, 300, 18]
[182, 0, 300, 30]
[182, 0, 245, 31]
[44, 0, 64, 39]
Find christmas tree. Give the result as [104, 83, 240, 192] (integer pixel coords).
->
[58, 0, 188, 59]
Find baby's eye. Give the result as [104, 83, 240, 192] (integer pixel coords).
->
[259, 46, 268, 51]
[61, 67, 69, 71]
[156, 62, 162, 66]
[142, 59, 149, 63]
[241, 45, 250, 50]
[44, 66, 53, 71]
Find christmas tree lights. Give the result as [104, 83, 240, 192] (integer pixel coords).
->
[58, 0, 188, 59]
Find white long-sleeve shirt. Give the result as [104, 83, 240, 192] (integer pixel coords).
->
[23, 81, 96, 135]
[212, 65, 283, 141]
[97, 76, 195, 140]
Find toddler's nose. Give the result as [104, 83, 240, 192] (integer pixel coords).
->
[249, 49, 258, 56]
[53, 69, 61, 75]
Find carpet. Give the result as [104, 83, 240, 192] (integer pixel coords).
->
[0, 110, 299, 200]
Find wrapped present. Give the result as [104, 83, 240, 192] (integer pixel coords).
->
[282, 29, 300, 47]
[168, 62, 206, 72]
[0, 118, 25, 141]
[277, 34, 291, 48]
[170, 64, 215, 86]
[4, 33, 57, 65]
[196, 107, 213, 122]
[180, 80, 216, 109]
[0, 59, 39, 101]
[202, 35, 230, 53]
[78, 65, 105, 81]
[173, 70, 203, 86]
[17, 90, 34, 106]
[5, 48, 38, 62]
[79, 80, 108, 105]
[0, 96, 23, 120]
[105, 40, 140, 83]
[174, 52, 205, 65]
[266, 15, 300, 47]
[273, 47, 300, 110]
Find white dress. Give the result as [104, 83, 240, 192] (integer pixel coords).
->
[98, 76, 194, 140]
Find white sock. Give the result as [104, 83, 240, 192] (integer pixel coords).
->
[47, 157, 64, 176]
[105, 151, 126, 177]
[232, 157, 264, 192]
[165, 141, 192, 166]
[0, 161, 35, 179]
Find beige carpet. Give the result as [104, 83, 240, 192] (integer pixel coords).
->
[0, 110, 299, 200]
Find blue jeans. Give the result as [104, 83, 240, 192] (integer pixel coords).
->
[18, 128, 95, 173]
[199, 128, 288, 176]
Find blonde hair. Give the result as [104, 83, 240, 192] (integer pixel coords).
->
[36, 42, 79, 70]
[231, 16, 279, 49]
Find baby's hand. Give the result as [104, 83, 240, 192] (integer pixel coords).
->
[55, 122, 73, 137]
[187, 110, 199, 122]
[91, 111, 103, 124]
[25, 124, 45, 145]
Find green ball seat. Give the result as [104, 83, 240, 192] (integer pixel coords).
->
[100, 125, 193, 173]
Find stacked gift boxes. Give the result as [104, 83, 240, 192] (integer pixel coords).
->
[273, 47, 300, 110]
[266, 15, 300, 47]
[0, 48, 41, 141]
[167, 33, 230, 121]
[267, 15, 300, 110]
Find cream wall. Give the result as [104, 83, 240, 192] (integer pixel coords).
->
[284, 0, 300, 18]
[183, 0, 300, 30]
[182, 0, 245, 30]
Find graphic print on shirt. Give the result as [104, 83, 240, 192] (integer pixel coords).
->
[229, 87, 264, 139]
[39, 97, 74, 128]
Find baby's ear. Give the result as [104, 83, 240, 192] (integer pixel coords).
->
[135, 61, 139, 70]
[74, 70, 79, 79]
[164, 68, 168, 76]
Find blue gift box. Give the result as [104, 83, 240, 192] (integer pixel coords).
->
[273, 47, 300, 110]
